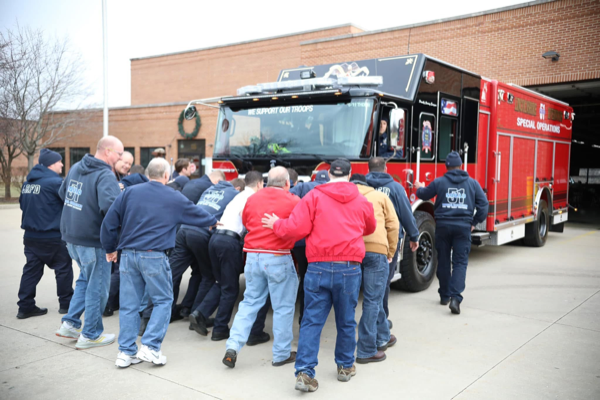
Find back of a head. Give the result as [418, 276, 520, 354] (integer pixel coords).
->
[267, 166, 289, 188]
[175, 158, 190, 173]
[231, 178, 245, 191]
[209, 170, 226, 182]
[129, 164, 145, 175]
[96, 135, 123, 153]
[287, 168, 299, 184]
[147, 158, 170, 180]
[350, 173, 367, 184]
[245, 171, 263, 187]
[368, 157, 386, 173]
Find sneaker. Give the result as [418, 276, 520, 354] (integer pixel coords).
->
[115, 352, 143, 368]
[16, 306, 48, 319]
[295, 373, 318, 392]
[222, 349, 237, 368]
[337, 364, 356, 382]
[137, 345, 167, 365]
[75, 333, 116, 350]
[272, 351, 296, 367]
[55, 321, 82, 339]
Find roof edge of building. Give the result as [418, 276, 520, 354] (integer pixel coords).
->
[130, 23, 363, 62]
[300, 0, 556, 46]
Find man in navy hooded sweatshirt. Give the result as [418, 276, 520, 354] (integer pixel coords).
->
[415, 151, 489, 314]
[54, 136, 123, 350]
[366, 157, 419, 323]
[18, 149, 73, 319]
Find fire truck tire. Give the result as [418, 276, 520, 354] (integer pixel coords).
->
[524, 199, 549, 247]
[393, 211, 438, 292]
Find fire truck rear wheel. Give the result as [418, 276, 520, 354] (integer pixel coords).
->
[393, 211, 438, 292]
[524, 199, 549, 247]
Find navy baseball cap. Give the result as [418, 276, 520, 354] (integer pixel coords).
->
[315, 170, 330, 182]
[329, 159, 351, 177]
[445, 151, 462, 168]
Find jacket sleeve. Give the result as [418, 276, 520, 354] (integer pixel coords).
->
[273, 195, 314, 241]
[416, 180, 437, 201]
[383, 196, 400, 259]
[97, 172, 121, 216]
[472, 179, 489, 226]
[363, 201, 377, 236]
[101, 192, 124, 253]
[289, 183, 302, 197]
[58, 172, 68, 201]
[176, 192, 218, 228]
[397, 185, 419, 242]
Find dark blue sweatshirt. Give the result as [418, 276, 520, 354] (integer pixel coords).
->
[20, 164, 64, 240]
[416, 169, 489, 227]
[180, 181, 239, 233]
[59, 154, 121, 248]
[182, 174, 213, 203]
[121, 173, 149, 188]
[101, 181, 218, 253]
[366, 171, 419, 242]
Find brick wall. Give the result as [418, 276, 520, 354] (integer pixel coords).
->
[300, 0, 600, 86]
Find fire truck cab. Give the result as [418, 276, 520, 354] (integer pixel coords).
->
[184, 53, 573, 293]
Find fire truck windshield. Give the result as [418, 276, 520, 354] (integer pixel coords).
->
[214, 99, 374, 159]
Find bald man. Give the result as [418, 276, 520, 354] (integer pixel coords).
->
[55, 135, 124, 349]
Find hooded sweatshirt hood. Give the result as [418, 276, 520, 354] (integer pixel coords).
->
[445, 169, 470, 184]
[20, 164, 64, 239]
[121, 173, 149, 188]
[79, 154, 112, 175]
[315, 181, 359, 204]
[365, 171, 394, 187]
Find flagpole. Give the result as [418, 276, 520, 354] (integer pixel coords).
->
[102, 0, 108, 137]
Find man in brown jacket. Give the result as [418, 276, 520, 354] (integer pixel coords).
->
[351, 174, 399, 364]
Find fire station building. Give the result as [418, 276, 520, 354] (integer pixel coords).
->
[35, 0, 600, 181]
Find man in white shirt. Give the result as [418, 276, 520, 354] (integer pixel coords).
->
[189, 171, 269, 343]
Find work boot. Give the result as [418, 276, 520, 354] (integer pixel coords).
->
[449, 298, 461, 314]
[295, 373, 318, 392]
[189, 311, 208, 336]
[247, 332, 270, 346]
[17, 306, 48, 319]
[272, 351, 296, 367]
[440, 297, 450, 305]
[377, 334, 397, 351]
[356, 350, 387, 364]
[211, 330, 230, 341]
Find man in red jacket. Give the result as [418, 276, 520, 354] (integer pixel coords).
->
[223, 167, 300, 369]
[262, 159, 376, 392]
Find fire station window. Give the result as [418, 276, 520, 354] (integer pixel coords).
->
[438, 117, 457, 160]
[140, 147, 160, 169]
[70, 147, 89, 168]
[418, 114, 435, 160]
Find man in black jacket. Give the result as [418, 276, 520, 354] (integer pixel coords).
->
[17, 149, 73, 319]
[415, 151, 489, 314]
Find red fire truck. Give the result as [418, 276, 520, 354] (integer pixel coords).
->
[183, 54, 574, 292]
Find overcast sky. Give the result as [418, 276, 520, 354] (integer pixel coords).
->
[1, 0, 525, 109]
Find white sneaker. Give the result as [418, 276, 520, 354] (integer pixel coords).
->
[75, 333, 116, 350]
[136, 344, 167, 365]
[55, 321, 82, 339]
[115, 352, 143, 368]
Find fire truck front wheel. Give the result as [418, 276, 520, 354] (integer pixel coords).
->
[524, 199, 550, 247]
[394, 211, 438, 292]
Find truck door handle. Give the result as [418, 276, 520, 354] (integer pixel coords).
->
[494, 151, 501, 183]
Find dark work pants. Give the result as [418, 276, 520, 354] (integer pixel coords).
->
[18, 238, 74, 312]
[383, 240, 401, 318]
[291, 246, 309, 324]
[169, 228, 207, 313]
[200, 234, 269, 335]
[107, 252, 122, 310]
[435, 224, 471, 303]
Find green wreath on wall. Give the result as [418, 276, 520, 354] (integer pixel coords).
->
[178, 110, 201, 139]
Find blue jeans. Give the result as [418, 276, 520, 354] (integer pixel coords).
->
[435, 224, 471, 303]
[62, 244, 111, 340]
[118, 249, 173, 355]
[295, 262, 362, 378]
[357, 253, 390, 358]
[226, 253, 298, 363]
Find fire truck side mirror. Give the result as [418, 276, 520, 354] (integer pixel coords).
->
[389, 108, 405, 149]
[184, 105, 198, 120]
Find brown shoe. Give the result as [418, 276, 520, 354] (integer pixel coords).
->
[273, 351, 296, 367]
[337, 364, 356, 382]
[295, 372, 318, 392]
[377, 334, 397, 351]
[356, 350, 387, 364]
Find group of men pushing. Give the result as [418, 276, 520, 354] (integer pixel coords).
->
[17, 134, 488, 393]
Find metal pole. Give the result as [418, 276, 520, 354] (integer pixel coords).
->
[102, 0, 108, 137]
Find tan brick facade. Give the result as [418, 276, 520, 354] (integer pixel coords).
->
[13, 0, 599, 176]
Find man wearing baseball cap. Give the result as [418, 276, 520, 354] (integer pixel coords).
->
[414, 151, 488, 314]
[262, 158, 376, 392]
[17, 149, 73, 319]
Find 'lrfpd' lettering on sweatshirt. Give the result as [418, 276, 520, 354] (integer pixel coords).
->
[442, 188, 467, 210]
